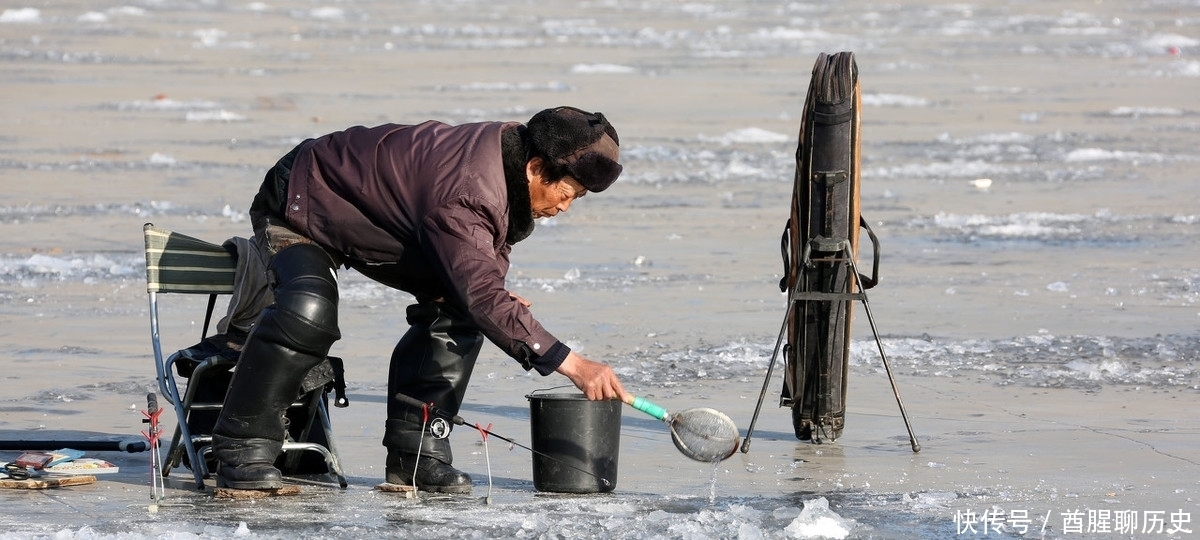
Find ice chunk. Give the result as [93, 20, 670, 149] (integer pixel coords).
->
[310, 7, 345, 20]
[570, 63, 636, 74]
[700, 127, 789, 145]
[1046, 281, 1069, 292]
[0, 8, 40, 23]
[185, 110, 246, 122]
[862, 93, 930, 107]
[783, 497, 854, 539]
[906, 490, 959, 510]
[147, 153, 177, 166]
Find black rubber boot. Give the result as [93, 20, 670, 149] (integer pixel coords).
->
[382, 302, 483, 494]
[385, 450, 472, 494]
[211, 436, 284, 490]
[211, 335, 326, 490]
[212, 243, 340, 490]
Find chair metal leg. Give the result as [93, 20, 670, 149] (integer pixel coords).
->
[165, 369, 207, 489]
[162, 423, 184, 476]
[314, 399, 348, 487]
[278, 398, 348, 488]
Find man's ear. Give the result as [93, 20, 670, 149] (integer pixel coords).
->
[525, 156, 546, 183]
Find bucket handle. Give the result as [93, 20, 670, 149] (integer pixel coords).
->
[525, 385, 578, 399]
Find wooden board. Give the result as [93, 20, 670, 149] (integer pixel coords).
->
[0, 475, 97, 489]
[212, 485, 302, 499]
[374, 482, 416, 497]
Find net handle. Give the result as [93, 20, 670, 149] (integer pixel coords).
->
[625, 396, 669, 421]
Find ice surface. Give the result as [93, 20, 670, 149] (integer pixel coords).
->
[2, 0, 1197, 538]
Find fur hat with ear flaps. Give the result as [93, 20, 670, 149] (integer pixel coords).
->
[525, 106, 622, 193]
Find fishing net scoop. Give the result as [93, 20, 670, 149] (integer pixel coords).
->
[625, 396, 740, 462]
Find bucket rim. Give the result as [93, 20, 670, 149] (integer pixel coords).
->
[525, 391, 590, 401]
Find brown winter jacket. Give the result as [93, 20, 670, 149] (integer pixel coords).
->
[281, 120, 566, 375]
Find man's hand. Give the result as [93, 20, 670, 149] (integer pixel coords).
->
[555, 351, 629, 402]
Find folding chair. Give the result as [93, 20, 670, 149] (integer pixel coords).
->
[143, 223, 348, 489]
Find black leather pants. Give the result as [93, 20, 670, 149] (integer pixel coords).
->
[382, 301, 484, 464]
[211, 242, 340, 467]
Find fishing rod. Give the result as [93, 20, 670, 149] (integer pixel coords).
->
[0, 439, 147, 453]
[393, 393, 612, 488]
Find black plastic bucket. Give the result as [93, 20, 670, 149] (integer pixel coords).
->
[526, 391, 621, 493]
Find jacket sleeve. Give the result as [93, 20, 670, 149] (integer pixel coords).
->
[419, 195, 567, 375]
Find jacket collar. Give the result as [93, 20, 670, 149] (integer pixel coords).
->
[503, 127, 535, 244]
[505, 173, 534, 244]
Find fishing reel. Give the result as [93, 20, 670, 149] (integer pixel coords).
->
[428, 417, 452, 439]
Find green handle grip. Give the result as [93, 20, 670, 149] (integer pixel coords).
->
[628, 396, 669, 421]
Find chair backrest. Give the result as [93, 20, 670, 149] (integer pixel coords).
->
[144, 223, 236, 294]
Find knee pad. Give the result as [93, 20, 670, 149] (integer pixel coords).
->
[254, 243, 341, 355]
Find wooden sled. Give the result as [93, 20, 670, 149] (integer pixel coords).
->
[742, 51, 919, 453]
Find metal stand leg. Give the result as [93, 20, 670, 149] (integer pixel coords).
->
[740, 306, 792, 453]
[741, 242, 919, 453]
[845, 256, 920, 453]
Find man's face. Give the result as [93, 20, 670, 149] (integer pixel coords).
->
[528, 161, 587, 218]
